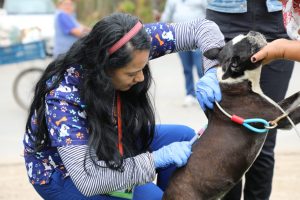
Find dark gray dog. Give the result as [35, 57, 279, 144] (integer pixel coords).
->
[163, 31, 300, 200]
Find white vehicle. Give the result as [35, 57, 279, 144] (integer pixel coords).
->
[0, 0, 55, 54]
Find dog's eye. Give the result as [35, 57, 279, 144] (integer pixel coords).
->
[231, 56, 240, 68]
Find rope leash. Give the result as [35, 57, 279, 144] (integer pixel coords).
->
[267, 102, 300, 136]
[215, 101, 269, 133]
[215, 101, 300, 135]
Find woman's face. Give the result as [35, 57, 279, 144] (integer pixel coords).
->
[110, 50, 150, 91]
[58, 0, 75, 14]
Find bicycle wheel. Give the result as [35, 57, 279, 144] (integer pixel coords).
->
[13, 67, 44, 110]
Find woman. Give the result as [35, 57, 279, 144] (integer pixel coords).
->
[23, 12, 224, 199]
[54, 0, 90, 58]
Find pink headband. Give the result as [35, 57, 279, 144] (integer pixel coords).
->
[108, 21, 143, 55]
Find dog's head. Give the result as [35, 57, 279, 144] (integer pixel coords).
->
[204, 31, 267, 80]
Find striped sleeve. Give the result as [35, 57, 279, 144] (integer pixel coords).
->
[172, 18, 225, 72]
[58, 145, 156, 197]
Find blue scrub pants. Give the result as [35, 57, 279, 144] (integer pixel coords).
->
[33, 124, 195, 200]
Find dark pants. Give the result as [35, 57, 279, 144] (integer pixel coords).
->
[222, 60, 294, 200]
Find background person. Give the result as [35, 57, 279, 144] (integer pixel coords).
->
[202, 0, 295, 199]
[151, 0, 162, 21]
[24, 12, 225, 199]
[160, 0, 207, 107]
[53, 0, 90, 58]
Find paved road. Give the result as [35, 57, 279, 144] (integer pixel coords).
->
[0, 59, 51, 164]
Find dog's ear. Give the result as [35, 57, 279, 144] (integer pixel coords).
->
[203, 47, 222, 60]
[276, 91, 300, 130]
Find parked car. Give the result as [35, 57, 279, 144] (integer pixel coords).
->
[0, 0, 55, 54]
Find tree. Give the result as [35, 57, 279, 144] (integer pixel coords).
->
[75, 0, 166, 25]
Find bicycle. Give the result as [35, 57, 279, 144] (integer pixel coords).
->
[0, 40, 48, 110]
[13, 67, 44, 110]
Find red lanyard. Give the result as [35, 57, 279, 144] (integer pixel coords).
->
[117, 92, 124, 156]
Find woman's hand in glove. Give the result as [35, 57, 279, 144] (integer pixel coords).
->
[152, 139, 195, 169]
[195, 67, 222, 111]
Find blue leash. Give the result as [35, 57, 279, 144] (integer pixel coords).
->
[230, 115, 269, 133]
[231, 115, 269, 134]
[242, 118, 269, 133]
[215, 101, 269, 134]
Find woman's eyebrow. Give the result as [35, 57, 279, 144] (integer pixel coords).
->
[127, 69, 142, 75]
[127, 65, 146, 74]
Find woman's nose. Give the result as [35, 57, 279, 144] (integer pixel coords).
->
[134, 71, 144, 82]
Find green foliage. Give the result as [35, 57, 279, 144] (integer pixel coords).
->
[74, 0, 166, 25]
[117, 0, 135, 14]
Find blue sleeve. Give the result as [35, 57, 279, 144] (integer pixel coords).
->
[57, 12, 78, 35]
[45, 66, 89, 147]
[145, 19, 225, 72]
[144, 23, 176, 60]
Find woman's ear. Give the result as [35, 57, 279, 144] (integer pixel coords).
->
[203, 47, 222, 60]
[105, 68, 114, 77]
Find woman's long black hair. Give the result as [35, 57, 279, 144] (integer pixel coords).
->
[26, 12, 155, 170]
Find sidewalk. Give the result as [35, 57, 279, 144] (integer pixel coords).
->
[0, 54, 299, 199]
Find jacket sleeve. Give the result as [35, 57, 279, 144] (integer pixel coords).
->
[145, 18, 225, 72]
[58, 145, 156, 197]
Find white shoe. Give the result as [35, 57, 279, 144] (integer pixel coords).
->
[183, 95, 198, 107]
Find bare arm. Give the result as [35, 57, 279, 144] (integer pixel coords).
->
[70, 26, 91, 38]
[251, 39, 300, 64]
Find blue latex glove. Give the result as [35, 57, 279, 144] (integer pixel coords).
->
[152, 139, 194, 169]
[195, 68, 222, 111]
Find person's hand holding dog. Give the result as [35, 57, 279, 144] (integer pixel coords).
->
[196, 67, 222, 111]
[251, 38, 300, 64]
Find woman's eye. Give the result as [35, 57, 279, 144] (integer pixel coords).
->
[128, 74, 136, 77]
